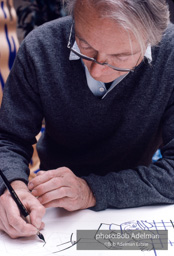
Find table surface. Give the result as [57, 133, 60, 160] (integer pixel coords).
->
[0, 204, 174, 256]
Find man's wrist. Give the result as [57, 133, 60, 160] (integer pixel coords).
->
[9, 180, 28, 191]
[81, 178, 96, 208]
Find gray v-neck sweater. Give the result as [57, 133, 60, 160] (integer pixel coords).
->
[0, 16, 174, 210]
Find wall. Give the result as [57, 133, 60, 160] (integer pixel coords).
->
[0, 0, 19, 103]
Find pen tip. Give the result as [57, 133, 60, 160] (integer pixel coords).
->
[38, 232, 46, 243]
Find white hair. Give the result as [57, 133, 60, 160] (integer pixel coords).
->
[64, 0, 169, 54]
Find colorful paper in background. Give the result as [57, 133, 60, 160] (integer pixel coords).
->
[0, 0, 19, 105]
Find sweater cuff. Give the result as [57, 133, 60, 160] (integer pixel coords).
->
[0, 170, 29, 195]
[82, 174, 110, 211]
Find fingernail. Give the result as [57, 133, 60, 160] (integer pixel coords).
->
[28, 183, 33, 190]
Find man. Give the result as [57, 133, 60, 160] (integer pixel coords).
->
[0, 0, 173, 239]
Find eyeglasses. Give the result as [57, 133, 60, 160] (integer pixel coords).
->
[67, 23, 141, 73]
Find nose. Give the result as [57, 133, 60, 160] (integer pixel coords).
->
[89, 53, 108, 78]
[89, 61, 107, 78]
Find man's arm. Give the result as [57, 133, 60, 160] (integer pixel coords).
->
[0, 38, 44, 194]
[0, 38, 45, 237]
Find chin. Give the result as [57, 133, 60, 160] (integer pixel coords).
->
[93, 77, 116, 83]
[91, 74, 122, 83]
[91, 75, 112, 82]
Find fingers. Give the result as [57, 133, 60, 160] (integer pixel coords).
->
[28, 167, 72, 198]
[42, 197, 75, 210]
[0, 218, 36, 239]
[28, 167, 70, 191]
[0, 193, 37, 238]
[17, 191, 46, 230]
[29, 167, 96, 211]
[37, 186, 72, 205]
[0, 183, 46, 239]
[31, 177, 63, 198]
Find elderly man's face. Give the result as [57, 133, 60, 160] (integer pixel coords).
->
[74, 1, 143, 83]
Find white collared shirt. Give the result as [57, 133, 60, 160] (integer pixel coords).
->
[69, 42, 152, 99]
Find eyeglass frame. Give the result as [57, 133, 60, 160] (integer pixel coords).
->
[67, 22, 142, 73]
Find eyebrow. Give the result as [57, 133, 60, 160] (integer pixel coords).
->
[75, 33, 140, 57]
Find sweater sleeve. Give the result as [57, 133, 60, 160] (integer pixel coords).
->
[0, 40, 43, 194]
[83, 89, 174, 211]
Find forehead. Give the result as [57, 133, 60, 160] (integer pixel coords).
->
[73, 0, 140, 54]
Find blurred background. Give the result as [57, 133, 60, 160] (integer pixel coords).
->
[13, 0, 66, 43]
[13, 0, 174, 44]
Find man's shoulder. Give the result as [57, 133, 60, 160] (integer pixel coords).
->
[37, 15, 72, 33]
[165, 23, 174, 35]
[23, 16, 72, 45]
[19, 16, 72, 57]
[152, 23, 174, 61]
[161, 23, 174, 47]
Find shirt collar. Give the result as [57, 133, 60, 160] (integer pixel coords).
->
[69, 41, 81, 60]
[144, 44, 152, 63]
[69, 41, 152, 63]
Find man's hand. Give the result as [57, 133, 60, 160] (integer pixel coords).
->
[0, 180, 45, 238]
[28, 167, 96, 211]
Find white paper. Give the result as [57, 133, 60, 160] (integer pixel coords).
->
[0, 205, 174, 256]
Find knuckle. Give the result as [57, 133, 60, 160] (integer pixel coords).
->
[66, 168, 73, 174]
[61, 167, 71, 174]
[64, 167, 71, 172]
[51, 177, 60, 187]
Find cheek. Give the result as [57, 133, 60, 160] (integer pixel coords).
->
[82, 60, 91, 70]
